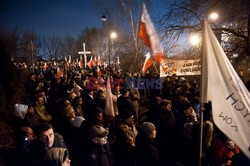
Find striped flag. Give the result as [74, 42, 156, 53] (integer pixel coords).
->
[138, 3, 165, 63]
[97, 55, 101, 66]
[142, 52, 153, 73]
[56, 67, 63, 82]
[87, 56, 93, 69]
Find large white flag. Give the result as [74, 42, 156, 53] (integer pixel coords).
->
[105, 76, 115, 117]
[138, 3, 165, 63]
[201, 20, 250, 158]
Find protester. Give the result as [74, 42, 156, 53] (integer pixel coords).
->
[136, 122, 162, 166]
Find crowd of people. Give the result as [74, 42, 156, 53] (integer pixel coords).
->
[1, 60, 250, 166]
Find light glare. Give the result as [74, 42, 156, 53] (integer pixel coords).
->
[190, 34, 200, 46]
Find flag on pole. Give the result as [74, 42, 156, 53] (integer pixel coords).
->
[116, 56, 120, 65]
[68, 55, 71, 64]
[142, 52, 153, 73]
[97, 55, 101, 66]
[87, 56, 93, 69]
[79, 55, 83, 69]
[56, 67, 63, 82]
[97, 66, 102, 77]
[93, 56, 97, 67]
[138, 3, 165, 63]
[43, 62, 48, 69]
[201, 20, 250, 159]
[105, 76, 115, 117]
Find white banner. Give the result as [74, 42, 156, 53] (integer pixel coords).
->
[160, 59, 201, 77]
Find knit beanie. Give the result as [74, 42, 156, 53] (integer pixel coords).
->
[141, 122, 156, 135]
[180, 101, 192, 111]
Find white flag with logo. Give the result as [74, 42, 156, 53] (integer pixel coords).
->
[201, 20, 250, 158]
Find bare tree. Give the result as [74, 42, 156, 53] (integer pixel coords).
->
[43, 36, 64, 60]
[0, 28, 20, 61]
[157, 0, 250, 71]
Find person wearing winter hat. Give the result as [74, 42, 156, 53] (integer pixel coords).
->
[44, 147, 71, 166]
[180, 100, 197, 122]
[115, 109, 138, 166]
[87, 125, 113, 165]
[89, 125, 109, 144]
[136, 122, 161, 166]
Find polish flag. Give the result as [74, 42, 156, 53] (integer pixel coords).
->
[87, 56, 93, 69]
[97, 55, 101, 66]
[138, 3, 165, 63]
[56, 67, 63, 82]
[79, 56, 83, 69]
[142, 52, 153, 73]
[93, 56, 97, 67]
[68, 55, 71, 64]
[97, 66, 102, 77]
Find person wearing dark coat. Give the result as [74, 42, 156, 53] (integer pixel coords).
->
[77, 107, 106, 165]
[23, 104, 41, 130]
[29, 122, 67, 165]
[117, 89, 135, 119]
[82, 89, 95, 119]
[95, 89, 106, 111]
[114, 109, 137, 166]
[155, 99, 176, 165]
[135, 122, 162, 166]
[86, 125, 113, 166]
[174, 101, 198, 165]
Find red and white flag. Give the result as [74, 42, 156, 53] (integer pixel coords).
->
[201, 20, 250, 159]
[87, 56, 93, 69]
[105, 76, 115, 117]
[97, 66, 102, 77]
[68, 55, 71, 64]
[79, 56, 83, 69]
[93, 56, 97, 67]
[138, 3, 165, 63]
[56, 67, 63, 82]
[142, 52, 153, 73]
[97, 55, 101, 66]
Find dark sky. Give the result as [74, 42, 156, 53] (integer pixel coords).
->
[0, 0, 101, 37]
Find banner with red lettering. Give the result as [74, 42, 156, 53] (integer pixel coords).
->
[160, 59, 201, 77]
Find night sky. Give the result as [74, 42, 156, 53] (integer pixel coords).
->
[0, 0, 101, 37]
[0, 0, 186, 47]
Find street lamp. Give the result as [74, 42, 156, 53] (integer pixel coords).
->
[110, 32, 117, 39]
[208, 12, 222, 43]
[189, 34, 201, 46]
[209, 12, 219, 21]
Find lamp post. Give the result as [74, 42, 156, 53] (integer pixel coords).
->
[101, 8, 111, 70]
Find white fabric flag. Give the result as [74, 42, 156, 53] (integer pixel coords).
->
[105, 76, 115, 117]
[201, 20, 250, 158]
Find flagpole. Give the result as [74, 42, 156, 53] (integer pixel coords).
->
[198, 20, 206, 166]
[150, 57, 159, 74]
